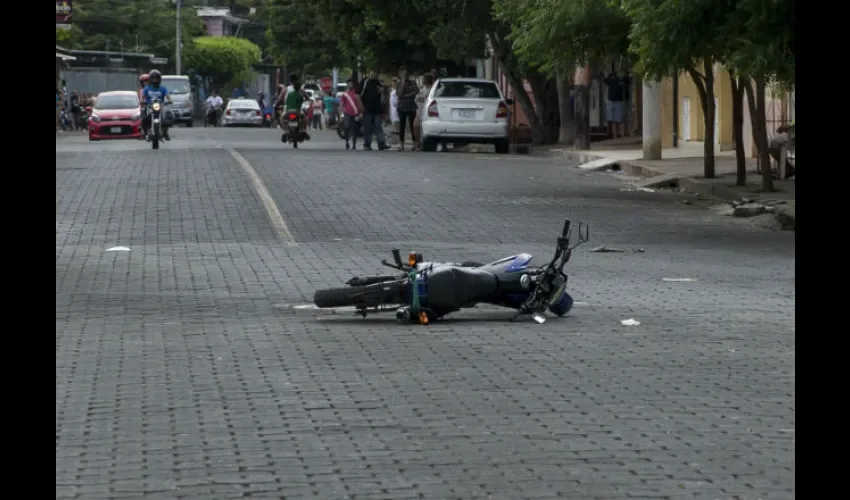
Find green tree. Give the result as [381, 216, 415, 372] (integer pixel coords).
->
[264, 0, 347, 76]
[313, 0, 563, 143]
[618, 0, 734, 178]
[59, 0, 204, 68]
[494, 0, 631, 147]
[725, 0, 795, 192]
[183, 36, 262, 92]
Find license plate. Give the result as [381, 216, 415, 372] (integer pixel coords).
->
[457, 110, 475, 119]
[288, 121, 298, 127]
[110, 127, 122, 133]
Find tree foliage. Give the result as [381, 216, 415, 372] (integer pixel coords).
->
[724, 0, 794, 85]
[494, 0, 631, 76]
[183, 36, 262, 88]
[58, 0, 205, 61]
[264, 0, 347, 75]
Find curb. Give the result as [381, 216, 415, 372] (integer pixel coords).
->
[553, 149, 796, 231]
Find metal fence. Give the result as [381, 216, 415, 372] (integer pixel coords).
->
[63, 68, 139, 95]
[765, 84, 794, 140]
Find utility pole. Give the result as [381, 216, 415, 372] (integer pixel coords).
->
[175, 0, 183, 74]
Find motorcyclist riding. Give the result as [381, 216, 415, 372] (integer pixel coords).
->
[138, 73, 150, 137]
[141, 70, 172, 141]
[205, 90, 224, 126]
[257, 91, 267, 110]
[276, 74, 311, 141]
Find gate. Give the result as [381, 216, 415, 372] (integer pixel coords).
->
[63, 68, 139, 95]
[765, 83, 795, 140]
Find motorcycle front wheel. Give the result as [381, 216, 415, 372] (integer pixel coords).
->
[314, 281, 405, 309]
[151, 123, 160, 150]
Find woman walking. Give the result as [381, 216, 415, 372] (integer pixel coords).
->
[340, 78, 364, 150]
[394, 66, 419, 151]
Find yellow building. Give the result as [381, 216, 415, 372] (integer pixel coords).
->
[656, 64, 794, 157]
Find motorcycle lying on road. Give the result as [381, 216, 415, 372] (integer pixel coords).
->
[313, 218, 589, 324]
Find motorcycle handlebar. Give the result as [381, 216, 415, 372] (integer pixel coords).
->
[561, 219, 571, 238]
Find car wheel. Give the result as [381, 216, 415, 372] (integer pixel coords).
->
[421, 136, 438, 152]
[494, 139, 510, 154]
[186, 121, 194, 128]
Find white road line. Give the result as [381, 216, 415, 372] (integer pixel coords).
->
[228, 148, 297, 246]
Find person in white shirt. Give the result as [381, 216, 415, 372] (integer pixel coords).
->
[205, 91, 224, 124]
[205, 92, 224, 108]
[389, 77, 400, 137]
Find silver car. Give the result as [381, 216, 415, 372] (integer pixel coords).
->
[420, 78, 513, 154]
[161, 75, 194, 127]
[222, 99, 263, 127]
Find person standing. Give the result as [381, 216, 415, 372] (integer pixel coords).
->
[603, 66, 631, 139]
[69, 91, 82, 131]
[340, 78, 364, 150]
[312, 97, 324, 130]
[323, 93, 335, 127]
[359, 69, 389, 150]
[395, 66, 419, 151]
[389, 78, 400, 138]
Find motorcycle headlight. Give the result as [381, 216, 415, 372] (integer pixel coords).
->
[152, 102, 161, 112]
[131, 113, 141, 121]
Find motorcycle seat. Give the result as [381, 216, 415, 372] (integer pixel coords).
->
[426, 267, 499, 310]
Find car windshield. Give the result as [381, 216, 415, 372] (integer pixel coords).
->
[162, 78, 190, 94]
[95, 95, 139, 110]
[228, 100, 258, 109]
[433, 81, 501, 99]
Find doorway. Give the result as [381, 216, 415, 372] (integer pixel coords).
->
[681, 97, 691, 141]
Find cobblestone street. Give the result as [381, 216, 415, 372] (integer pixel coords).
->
[56, 127, 795, 500]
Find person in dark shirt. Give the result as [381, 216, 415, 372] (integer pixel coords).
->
[359, 69, 389, 150]
[69, 91, 82, 130]
[395, 66, 420, 151]
[604, 68, 631, 139]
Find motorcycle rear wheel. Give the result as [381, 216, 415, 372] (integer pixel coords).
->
[314, 282, 405, 309]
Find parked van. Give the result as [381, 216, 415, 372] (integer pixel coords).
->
[161, 75, 194, 127]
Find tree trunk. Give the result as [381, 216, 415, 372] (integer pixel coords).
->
[730, 74, 746, 186]
[556, 66, 575, 145]
[686, 61, 716, 178]
[753, 77, 774, 192]
[742, 78, 774, 191]
[529, 74, 558, 144]
[487, 31, 544, 144]
[574, 65, 591, 150]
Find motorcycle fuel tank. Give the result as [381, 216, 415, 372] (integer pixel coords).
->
[479, 253, 533, 274]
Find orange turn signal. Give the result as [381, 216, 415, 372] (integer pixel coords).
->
[408, 252, 417, 267]
[419, 312, 429, 325]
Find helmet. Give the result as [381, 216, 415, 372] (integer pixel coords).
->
[139, 73, 150, 84]
[148, 70, 162, 85]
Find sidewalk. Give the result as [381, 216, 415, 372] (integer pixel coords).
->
[541, 138, 795, 230]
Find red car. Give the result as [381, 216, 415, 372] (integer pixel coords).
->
[88, 91, 143, 141]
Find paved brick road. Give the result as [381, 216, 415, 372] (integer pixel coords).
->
[57, 128, 795, 499]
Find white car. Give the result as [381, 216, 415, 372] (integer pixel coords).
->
[222, 98, 263, 127]
[420, 78, 513, 154]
